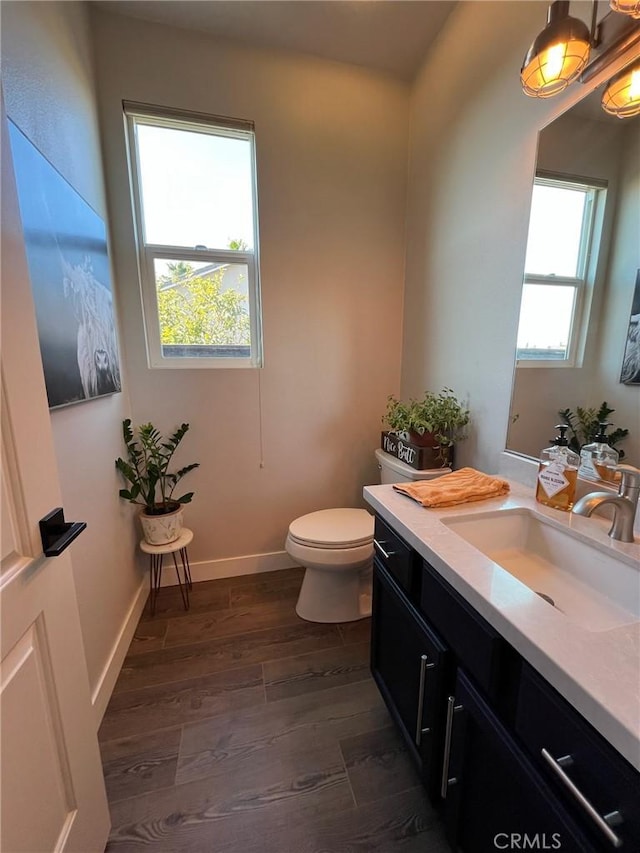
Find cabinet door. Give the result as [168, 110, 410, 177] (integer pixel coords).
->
[371, 561, 448, 796]
[516, 663, 639, 851]
[442, 670, 598, 853]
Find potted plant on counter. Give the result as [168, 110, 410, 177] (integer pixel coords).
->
[115, 419, 199, 545]
[382, 388, 470, 469]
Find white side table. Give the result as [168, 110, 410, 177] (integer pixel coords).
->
[139, 528, 193, 616]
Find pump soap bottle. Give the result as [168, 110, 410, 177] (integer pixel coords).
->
[578, 422, 619, 483]
[536, 424, 579, 511]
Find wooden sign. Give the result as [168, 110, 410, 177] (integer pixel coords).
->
[381, 432, 452, 470]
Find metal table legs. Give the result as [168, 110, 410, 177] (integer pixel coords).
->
[148, 545, 192, 616]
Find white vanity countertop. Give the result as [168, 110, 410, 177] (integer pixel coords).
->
[363, 480, 640, 771]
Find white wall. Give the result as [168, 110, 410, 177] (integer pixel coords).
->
[1, 1, 140, 718]
[90, 9, 409, 573]
[402, 0, 638, 474]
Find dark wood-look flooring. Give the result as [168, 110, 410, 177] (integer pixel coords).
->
[99, 567, 449, 852]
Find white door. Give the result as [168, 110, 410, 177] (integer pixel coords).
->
[0, 93, 110, 852]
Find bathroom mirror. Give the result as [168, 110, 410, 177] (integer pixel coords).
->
[506, 79, 639, 466]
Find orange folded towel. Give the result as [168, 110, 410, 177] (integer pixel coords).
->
[393, 467, 510, 508]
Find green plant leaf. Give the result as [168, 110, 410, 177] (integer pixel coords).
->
[168, 463, 200, 483]
[122, 418, 134, 442]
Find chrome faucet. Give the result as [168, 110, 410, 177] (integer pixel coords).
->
[572, 466, 640, 543]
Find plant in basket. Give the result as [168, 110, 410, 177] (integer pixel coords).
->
[382, 388, 470, 468]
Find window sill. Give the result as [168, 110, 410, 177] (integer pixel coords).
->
[148, 344, 260, 369]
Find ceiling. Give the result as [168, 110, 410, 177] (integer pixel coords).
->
[91, 1, 457, 81]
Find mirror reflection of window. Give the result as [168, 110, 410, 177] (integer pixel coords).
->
[525, 182, 591, 276]
[516, 175, 605, 366]
[517, 284, 577, 361]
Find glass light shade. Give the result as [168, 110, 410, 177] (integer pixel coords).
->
[521, 39, 591, 97]
[521, 1, 591, 98]
[609, 0, 640, 19]
[602, 61, 640, 117]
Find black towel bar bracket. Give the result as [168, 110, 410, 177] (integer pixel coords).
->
[39, 507, 87, 557]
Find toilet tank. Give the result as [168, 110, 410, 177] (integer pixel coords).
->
[375, 448, 451, 484]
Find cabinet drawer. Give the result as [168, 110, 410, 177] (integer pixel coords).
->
[373, 516, 414, 595]
[420, 560, 504, 698]
[516, 663, 640, 851]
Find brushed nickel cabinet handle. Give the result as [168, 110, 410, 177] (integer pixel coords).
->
[441, 695, 462, 798]
[541, 749, 623, 848]
[415, 654, 436, 746]
[373, 538, 397, 560]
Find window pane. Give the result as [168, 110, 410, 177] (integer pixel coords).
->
[154, 259, 251, 357]
[137, 123, 254, 251]
[516, 284, 576, 360]
[524, 184, 587, 277]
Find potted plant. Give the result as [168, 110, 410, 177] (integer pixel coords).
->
[115, 419, 199, 545]
[558, 402, 629, 458]
[382, 388, 470, 468]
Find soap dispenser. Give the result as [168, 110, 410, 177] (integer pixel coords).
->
[578, 422, 619, 483]
[536, 424, 579, 511]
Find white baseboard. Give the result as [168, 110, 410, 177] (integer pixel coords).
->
[159, 549, 298, 586]
[91, 578, 148, 728]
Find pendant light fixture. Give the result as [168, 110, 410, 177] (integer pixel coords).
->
[521, 1, 592, 98]
[609, 1, 640, 19]
[602, 58, 640, 116]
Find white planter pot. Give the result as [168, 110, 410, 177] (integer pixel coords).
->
[139, 505, 184, 545]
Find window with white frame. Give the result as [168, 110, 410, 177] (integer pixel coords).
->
[516, 174, 605, 367]
[125, 103, 263, 368]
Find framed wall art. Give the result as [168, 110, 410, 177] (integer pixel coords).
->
[8, 120, 122, 408]
[620, 269, 640, 386]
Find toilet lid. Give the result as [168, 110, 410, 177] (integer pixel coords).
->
[288, 508, 374, 548]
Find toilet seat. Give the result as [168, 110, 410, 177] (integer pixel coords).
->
[288, 508, 373, 549]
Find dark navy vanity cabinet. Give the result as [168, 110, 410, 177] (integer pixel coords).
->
[370, 515, 640, 852]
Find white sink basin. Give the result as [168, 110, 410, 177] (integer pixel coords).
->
[443, 509, 640, 632]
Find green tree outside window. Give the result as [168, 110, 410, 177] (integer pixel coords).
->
[157, 258, 250, 347]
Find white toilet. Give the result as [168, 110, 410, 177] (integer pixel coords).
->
[286, 449, 451, 623]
